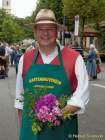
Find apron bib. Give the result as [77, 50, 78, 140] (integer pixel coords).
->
[20, 45, 78, 140]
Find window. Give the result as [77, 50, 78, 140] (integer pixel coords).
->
[6, 1, 9, 6]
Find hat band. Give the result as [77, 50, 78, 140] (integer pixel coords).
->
[35, 17, 56, 22]
[35, 20, 57, 25]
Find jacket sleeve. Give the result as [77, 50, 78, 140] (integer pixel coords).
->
[67, 55, 89, 114]
[14, 55, 24, 110]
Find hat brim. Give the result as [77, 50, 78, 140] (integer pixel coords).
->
[29, 22, 66, 32]
[35, 20, 57, 25]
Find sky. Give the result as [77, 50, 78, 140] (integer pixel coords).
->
[0, 0, 37, 18]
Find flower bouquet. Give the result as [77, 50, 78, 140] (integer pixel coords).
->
[22, 89, 72, 134]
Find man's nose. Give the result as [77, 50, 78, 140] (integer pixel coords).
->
[43, 30, 49, 35]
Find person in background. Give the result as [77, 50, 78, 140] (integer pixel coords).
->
[86, 44, 97, 80]
[26, 42, 35, 52]
[4, 43, 13, 77]
[26, 40, 39, 52]
[0, 43, 6, 79]
[10, 45, 16, 66]
[15, 9, 89, 140]
[14, 45, 22, 74]
[95, 48, 102, 75]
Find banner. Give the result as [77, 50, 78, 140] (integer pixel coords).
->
[74, 15, 79, 36]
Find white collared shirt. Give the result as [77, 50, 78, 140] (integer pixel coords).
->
[14, 46, 89, 114]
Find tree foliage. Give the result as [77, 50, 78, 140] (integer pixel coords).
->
[1, 0, 105, 46]
[0, 9, 34, 44]
[63, 0, 105, 30]
[1, 16, 24, 43]
[32, 0, 63, 23]
[99, 28, 105, 50]
[62, 0, 105, 48]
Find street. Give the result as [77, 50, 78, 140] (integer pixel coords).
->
[0, 67, 18, 140]
[0, 64, 105, 140]
[79, 63, 105, 140]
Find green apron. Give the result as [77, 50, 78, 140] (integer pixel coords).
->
[20, 45, 78, 140]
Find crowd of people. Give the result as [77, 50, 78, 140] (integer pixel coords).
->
[0, 33, 102, 82]
[0, 43, 13, 79]
[0, 42, 23, 79]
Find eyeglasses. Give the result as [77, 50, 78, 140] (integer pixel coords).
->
[36, 27, 57, 33]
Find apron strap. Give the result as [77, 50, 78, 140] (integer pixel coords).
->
[31, 48, 39, 64]
[31, 44, 64, 66]
[57, 44, 63, 66]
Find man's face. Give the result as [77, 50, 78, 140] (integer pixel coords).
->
[34, 23, 58, 48]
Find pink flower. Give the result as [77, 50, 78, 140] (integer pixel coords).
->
[35, 94, 57, 113]
[34, 94, 63, 127]
[52, 106, 62, 116]
[46, 112, 57, 122]
[53, 120, 60, 126]
[37, 106, 50, 122]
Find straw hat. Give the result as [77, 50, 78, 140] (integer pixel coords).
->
[31, 9, 66, 31]
[34, 9, 58, 25]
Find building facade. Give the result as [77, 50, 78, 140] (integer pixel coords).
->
[2, 0, 11, 14]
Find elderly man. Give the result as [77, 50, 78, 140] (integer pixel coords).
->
[15, 9, 89, 140]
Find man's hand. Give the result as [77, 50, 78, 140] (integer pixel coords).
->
[63, 105, 80, 114]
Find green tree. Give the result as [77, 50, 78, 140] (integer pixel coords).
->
[14, 16, 34, 39]
[0, 9, 7, 40]
[62, 0, 105, 47]
[1, 16, 24, 43]
[0, 9, 34, 44]
[32, 0, 63, 23]
[63, 0, 105, 30]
